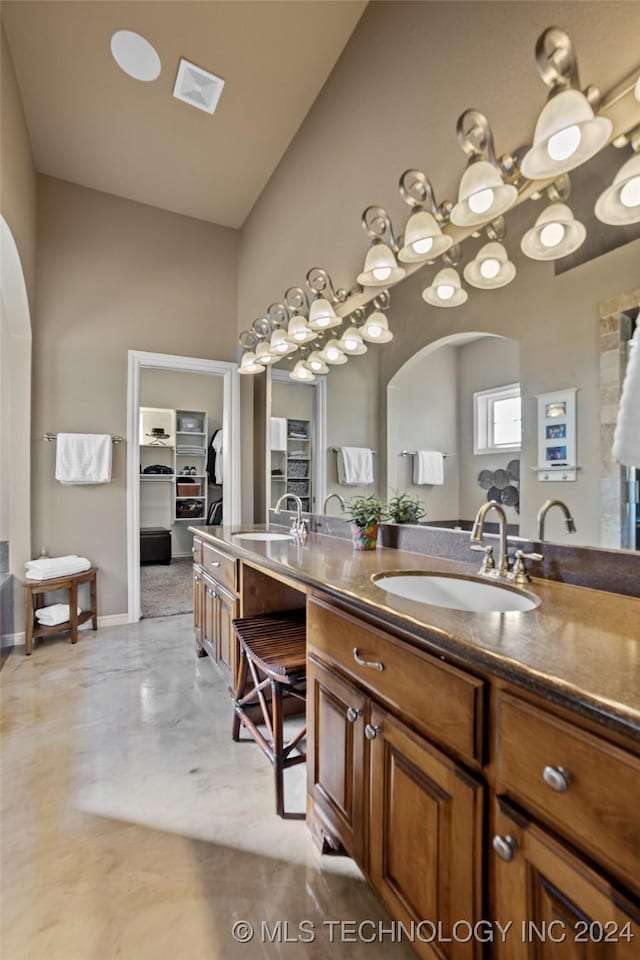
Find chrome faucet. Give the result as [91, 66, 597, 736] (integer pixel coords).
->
[323, 492, 346, 514]
[537, 499, 577, 541]
[470, 501, 511, 578]
[274, 493, 308, 542]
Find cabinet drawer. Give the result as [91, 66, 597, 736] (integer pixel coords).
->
[496, 692, 640, 892]
[191, 536, 203, 565]
[202, 541, 237, 593]
[308, 596, 484, 763]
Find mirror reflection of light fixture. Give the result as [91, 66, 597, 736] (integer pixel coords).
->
[422, 267, 468, 307]
[450, 111, 517, 227]
[340, 327, 368, 355]
[520, 29, 612, 180]
[520, 202, 586, 260]
[594, 152, 640, 225]
[308, 297, 342, 330]
[321, 340, 348, 364]
[305, 351, 329, 374]
[255, 342, 277, 365]
[238, 352, 264, 374]
[285, 314, 317, 345]
[361, 310, 394, 343]
[270, 329, 297, 356]
[463, 241, 516, 289]
[289, 360, 315, 383]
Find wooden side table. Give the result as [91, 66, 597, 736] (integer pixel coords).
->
[22, 567, 98, 655]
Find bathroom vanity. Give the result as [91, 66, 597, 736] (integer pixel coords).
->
[190, 524, 640, 958]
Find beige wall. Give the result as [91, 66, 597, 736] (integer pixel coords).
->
[32, 176, 239, 616]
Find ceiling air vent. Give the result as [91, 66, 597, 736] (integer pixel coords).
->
[172, 58, 225, 115]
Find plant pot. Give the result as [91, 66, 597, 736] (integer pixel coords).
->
[351, 522, 379, 550]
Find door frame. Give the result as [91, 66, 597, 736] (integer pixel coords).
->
[126, 350, 240, 622]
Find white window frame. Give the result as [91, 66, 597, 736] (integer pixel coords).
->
[474, 382, 521, 454]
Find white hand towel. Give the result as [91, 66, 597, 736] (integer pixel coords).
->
[413, 450, 444, 485]
[337, 447, 374, 485]
[35, 603, 82, 626]
[270, 417, 288, 451]
[25, 555, 91, 580]
[613, 328, 640, 467]
[55, 433, 112, 484]
[212, 429, 223, 484]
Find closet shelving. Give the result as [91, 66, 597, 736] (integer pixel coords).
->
[139, 407, 209, 524]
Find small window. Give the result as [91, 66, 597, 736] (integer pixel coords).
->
[474, 383, 521, 454]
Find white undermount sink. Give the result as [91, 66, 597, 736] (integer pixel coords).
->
[373, 572, 539, 613]
[231, 531, 293, 542]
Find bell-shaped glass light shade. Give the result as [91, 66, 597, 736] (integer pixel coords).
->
[361, 311, 394, 343]
[321, 339, 348, 365]
[285, 314, 317, 345]
[255, 342, 277, 365]
[463, 241, 516, 290]
[398, 210, 453, 263]
[594, 153, 640, 225]
[340, 327, 368, 355]
[238, 351, 264, 375]
[450, 161, 517, 227]
[520, 88, 612, 180]
[270, 329, 297, 356]
[289, 360, 315, 383]
[357, 242, 405, 287]
[422, 267, 468, 308]
[305, 351, 329, 374]
[520, 202, 586, 261]
[635, 76, 640, 102]
[308, 297, 342, 331]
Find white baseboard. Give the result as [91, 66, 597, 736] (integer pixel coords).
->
[1, 613, 129, 648]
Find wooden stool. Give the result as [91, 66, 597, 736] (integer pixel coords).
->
[22, 568, 98, 655]
[231, 610, 306, 819]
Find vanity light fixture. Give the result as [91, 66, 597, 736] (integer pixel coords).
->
[450, 111, 518, 228]
[285, 314, 317, 345]
[339, 327, 368, 355]
[594, 152, 640, 225]
[255, 342, 278, 365]
[422, 267, 468, 308]
[397, 170, 453, 262]
[357, 241, 405, 287]
[361, 311, 394, 343]
[305, 351, 330, 374]
[289, 361, 315, 383]
[520, 202, 586, 260]
[520, 28, 612, 180]
[321, 340, 348, 365]
[269, 329, 297, 356]
[463, 241, 516, 290]
[238, 352, 264, 375]
[308, 297, 342, 331]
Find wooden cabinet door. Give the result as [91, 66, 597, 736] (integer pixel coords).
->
[193, 566, 204, 653]
[201, 572, 218, 662]
[369, 705, 484, 960]
[307, 656, 367, 865]
[492, 799, 640, 960]
[214, 582, 238, 689]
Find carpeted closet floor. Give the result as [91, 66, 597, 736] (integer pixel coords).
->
[140, 557, 193, 618]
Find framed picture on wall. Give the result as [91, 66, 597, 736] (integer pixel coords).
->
[534, 388, 578, 482]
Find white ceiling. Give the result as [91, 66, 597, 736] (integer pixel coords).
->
[3, 0, 367, 227]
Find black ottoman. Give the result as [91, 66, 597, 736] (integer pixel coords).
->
[140, 527, 172, 565]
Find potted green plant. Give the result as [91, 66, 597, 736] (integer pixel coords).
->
[387, 491, 427, 525]
[344, 494, 388, 550]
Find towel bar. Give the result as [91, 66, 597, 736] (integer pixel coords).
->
[329, 446, 376, 454]
[400, 450, 452, 457]
[42, 433, 123, 445]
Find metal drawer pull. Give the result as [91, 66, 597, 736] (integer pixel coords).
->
[346, 707, 362, 723]
[192, 546, 196, 554]
[543, 765, 571, 793]
[365, 723, 382, 740]
[209, 561, 221, 568]
[353, 648, 384, 671]
[492, 835, 517, 862]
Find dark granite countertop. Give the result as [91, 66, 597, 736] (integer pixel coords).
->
[190, 524, 640, 742]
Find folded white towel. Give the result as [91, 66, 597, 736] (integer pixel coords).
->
[613, 328, 640, 467]
[337, 447, 374, 485]
[413, 450, 444, 485]
[270, 417, 287, 451]
[35, 603, 82, 626]
[25, 555, 91, 580]
[55, 433, 112, 484]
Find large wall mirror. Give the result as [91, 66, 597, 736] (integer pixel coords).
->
[264, 144, 639, 554]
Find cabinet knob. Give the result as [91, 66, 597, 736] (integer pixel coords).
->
[364, 723, 382, 741]
[542, 765, 571, 793]
[208, 588, 217, 598]
[353, 648, 384, 671]
[194, 576, 200, 583]
[210, 561, 221, 568]
[192, 546, 196, 555]
[492, 834, 517, 862]
[346, 707, 362, 723]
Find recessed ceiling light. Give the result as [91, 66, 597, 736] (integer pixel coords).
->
[110, 30, 161, 82]
[173, 58, 225, 115]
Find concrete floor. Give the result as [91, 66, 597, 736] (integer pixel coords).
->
[1, 616, 414, 959]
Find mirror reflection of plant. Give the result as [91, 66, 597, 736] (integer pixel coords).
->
[344, 494, 388, 528]
[388, 491, 427, 524]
